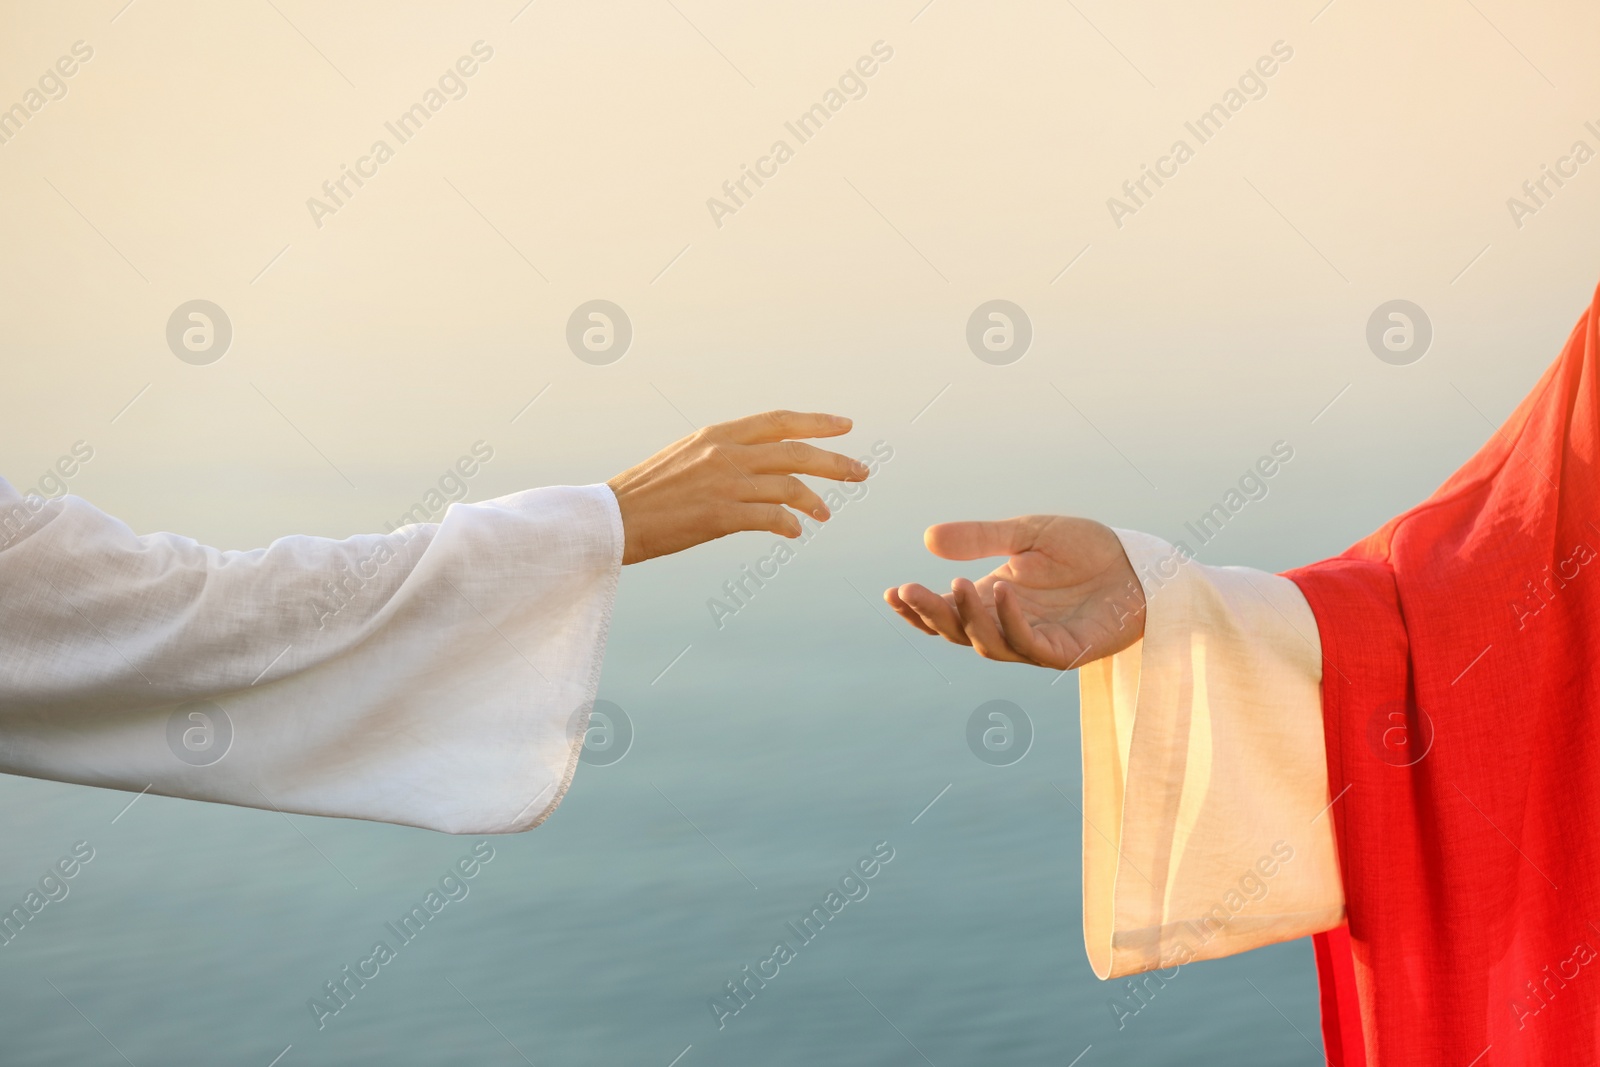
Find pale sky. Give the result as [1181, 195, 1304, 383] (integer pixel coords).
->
[3, 0, 1597, 560]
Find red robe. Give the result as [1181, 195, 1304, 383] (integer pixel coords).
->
[1286, 280, 1600, 1064]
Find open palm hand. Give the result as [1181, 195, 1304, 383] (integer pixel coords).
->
[885, 515, 1145, 670]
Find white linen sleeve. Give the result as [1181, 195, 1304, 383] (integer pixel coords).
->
[0, 477, 622, 835]
[1079, 529, 1344, 979]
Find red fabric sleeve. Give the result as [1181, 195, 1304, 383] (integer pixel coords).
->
[1314, 926, 1366, 1067]
[1284, 280, 1600, 1065]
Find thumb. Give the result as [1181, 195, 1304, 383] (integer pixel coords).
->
[924, 517, 1041, 560]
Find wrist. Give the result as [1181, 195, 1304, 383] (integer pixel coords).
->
[605, 479, 640, 566]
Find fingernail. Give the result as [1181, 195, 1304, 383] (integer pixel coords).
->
[831, 414, 852, 428]
[852, 462, 869, 478]
[812, 507, 829, 520]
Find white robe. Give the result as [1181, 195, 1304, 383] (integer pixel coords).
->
[0, 477, 621, 834]
[1080, 529, 1344, 978]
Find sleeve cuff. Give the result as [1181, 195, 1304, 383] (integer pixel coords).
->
[1079, 529, 1344, 978]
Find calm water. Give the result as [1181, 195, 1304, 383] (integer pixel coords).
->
[0, 510, 1326, 1067]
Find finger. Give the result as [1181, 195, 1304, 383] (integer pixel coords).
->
[743, 474, 831, 521]
[718, 410, 853, 444]
[747, 440, 869, 481]
[730, 502, 804, 539]
[952, 579, 1029, 662]
[925, 517, 1042, 561]
[994, 581, 1072, 669]
[885, 587, 938, 635]
[898, 583, 972, 646]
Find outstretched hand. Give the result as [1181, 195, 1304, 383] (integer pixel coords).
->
[886, 516, 1145, 670]
[608, 410, 868, 565]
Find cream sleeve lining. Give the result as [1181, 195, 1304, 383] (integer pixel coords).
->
[1079, 529, 1345, 979]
